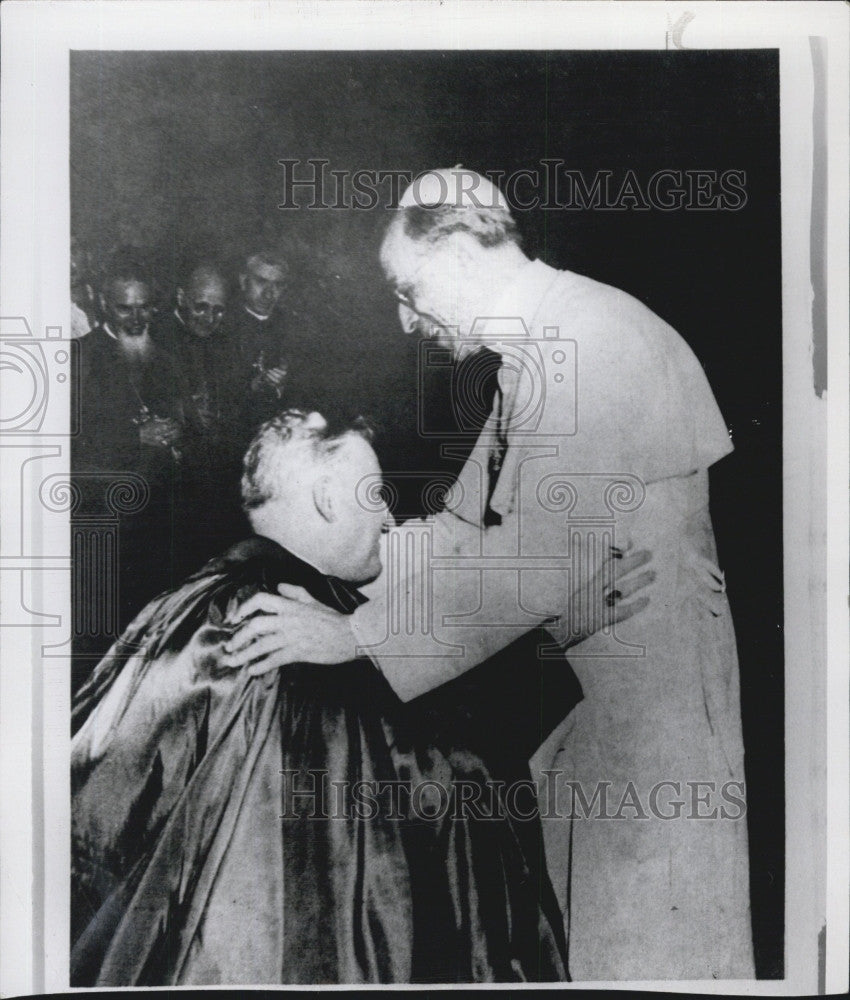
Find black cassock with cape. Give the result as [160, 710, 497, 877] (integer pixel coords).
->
[71, 536, 575, 985]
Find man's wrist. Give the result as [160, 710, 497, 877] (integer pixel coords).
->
[331, 615, 359, 664]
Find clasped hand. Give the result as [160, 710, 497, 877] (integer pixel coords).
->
[251, 367, 288, 394]
[139, 415, 182, 450]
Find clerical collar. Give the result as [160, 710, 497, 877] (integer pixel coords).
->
[244, 305, 272, 322]
[217, 535, 367, 616]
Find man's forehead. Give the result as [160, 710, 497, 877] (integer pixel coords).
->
[108, 278, 150, 302]
[334, 433, 379, 473]
[188, 274, 227, 300]
[247, 260, 286, 281]
[270, 433, 378, 490]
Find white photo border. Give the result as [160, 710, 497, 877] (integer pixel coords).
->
[1, 1, 847, 995]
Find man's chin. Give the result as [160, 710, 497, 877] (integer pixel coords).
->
[350, 556, 382, 587]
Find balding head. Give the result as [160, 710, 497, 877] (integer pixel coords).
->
[177, 263, 229, 339]
[383, 167, 519, 271]
[380, 203, 520, 273]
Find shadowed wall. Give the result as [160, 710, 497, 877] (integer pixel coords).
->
[71, 49, 783, 977]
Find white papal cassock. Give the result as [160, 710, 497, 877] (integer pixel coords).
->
[352, 258, 754, 980]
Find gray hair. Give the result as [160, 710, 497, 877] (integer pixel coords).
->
[243, 249, 289, 278]
[388, 204, 521, 251]
[241, 410, 372, 512]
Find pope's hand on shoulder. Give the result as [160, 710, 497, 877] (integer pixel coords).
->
[219, 583, 356, 676]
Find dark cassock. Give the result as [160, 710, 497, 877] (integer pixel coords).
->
[73, 325, 184, 478]
[226, 305, 322, 447]
[70, 535, 574, 987]
[71, 326, 186, 653]
[151, 311, 250, 575]
[151, 309, 237, 445]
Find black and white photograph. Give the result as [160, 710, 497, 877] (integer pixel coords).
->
[0, 1, 847, 994]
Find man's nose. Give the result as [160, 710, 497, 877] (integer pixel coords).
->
[397, 302, 419, 335]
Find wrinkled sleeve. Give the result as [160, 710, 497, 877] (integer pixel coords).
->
[352, 287, 732, 703]
[351, 512, 575, 702]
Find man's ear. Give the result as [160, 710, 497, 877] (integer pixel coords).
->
[176, 287, 186, 310]
[397, 302, 419, 335]
[238, 272, 247, 292]
[312, 474, 336, 524]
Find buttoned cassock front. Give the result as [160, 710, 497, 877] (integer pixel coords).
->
[352, 259, 754, 979]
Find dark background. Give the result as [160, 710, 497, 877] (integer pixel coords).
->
[71, 49, 783, 977]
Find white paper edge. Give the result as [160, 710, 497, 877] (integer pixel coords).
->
[0, 2, 846, 996]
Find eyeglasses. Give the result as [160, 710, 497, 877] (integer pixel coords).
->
[190, 302, 226, 319]
[394, 287, 415, 310]
[390, 256, 430, 311]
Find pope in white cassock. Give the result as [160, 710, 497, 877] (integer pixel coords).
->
[226, 167, 754, 980]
